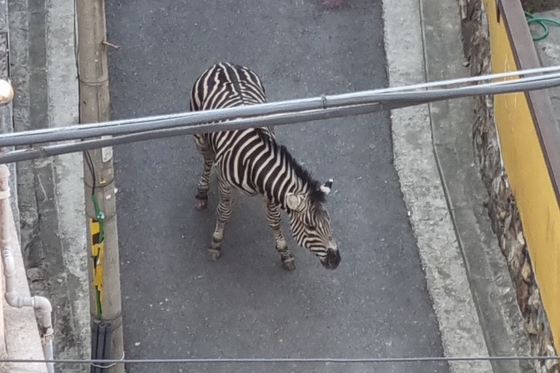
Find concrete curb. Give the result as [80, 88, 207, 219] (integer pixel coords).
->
[420, 1, 534, 373]
[382, 0, 526, 372]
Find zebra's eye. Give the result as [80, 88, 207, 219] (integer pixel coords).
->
[308, 224, 316, 230]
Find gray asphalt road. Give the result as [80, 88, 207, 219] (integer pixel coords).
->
[105, 1, 450, 372]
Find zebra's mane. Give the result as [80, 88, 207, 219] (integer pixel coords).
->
[254, 128, 327, 204]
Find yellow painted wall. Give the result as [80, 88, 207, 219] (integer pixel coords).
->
[483, 0, 560, 346]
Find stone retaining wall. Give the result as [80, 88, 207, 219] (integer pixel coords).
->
[458, 1, 558, 372]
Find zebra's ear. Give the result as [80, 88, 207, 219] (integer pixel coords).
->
[320, 179, 334, 195]
[286, 193, 304, 211]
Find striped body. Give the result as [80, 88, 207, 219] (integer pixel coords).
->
[190, 62, 340, 270]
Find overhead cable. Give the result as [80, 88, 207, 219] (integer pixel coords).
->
[1, 354, 559, 365]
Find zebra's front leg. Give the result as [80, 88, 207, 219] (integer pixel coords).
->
[208, 180, 233, 261]
[264, 201, 295, 271]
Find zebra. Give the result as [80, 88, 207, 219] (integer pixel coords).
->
[189, 62, 340, 271]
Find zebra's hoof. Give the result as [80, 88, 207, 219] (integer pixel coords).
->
[195, 197, 208, 210]
[207, 248, 221, 261]
[281, 257, 296, 271]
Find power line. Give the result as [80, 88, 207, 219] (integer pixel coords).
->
[1, 67, 560, 164]
[1, 355, 559, 365]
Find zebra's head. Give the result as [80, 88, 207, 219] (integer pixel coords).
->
[285, 179, 340, 270]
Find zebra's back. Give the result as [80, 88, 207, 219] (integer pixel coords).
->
[190, 62, 267, 111]
[190, 62, 276, 195]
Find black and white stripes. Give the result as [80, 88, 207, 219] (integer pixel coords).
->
[189, 62, 340, 270]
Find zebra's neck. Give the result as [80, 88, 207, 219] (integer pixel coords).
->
[251, 130, 320, 210]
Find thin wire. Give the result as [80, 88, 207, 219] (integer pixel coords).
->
[1, 355, 559, 365]
[90, 352, 124, 369]
[375, 64, 560, 92]
[84, 151, 95, 194]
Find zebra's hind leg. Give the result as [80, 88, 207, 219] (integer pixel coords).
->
[264, 201, 295, 271]
[194, 135, 214, 210]
[208, 180, 233, 261]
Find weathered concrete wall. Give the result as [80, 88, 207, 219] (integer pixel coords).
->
[8, 0, 90, 368]
[458, 1, 558, 372]
[0, 0, 48, 370]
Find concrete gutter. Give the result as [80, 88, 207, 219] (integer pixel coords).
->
[422, 2, 535, 373]
[383, 2, 492, 372]
[383, 0, 530, 372]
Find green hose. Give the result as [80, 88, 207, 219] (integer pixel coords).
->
[526, 11, 560, 42]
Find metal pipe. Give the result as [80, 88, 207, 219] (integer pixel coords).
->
[0, 101, 392, 164]
[0, 164, 54, 373]
[0, 64, 549, 143]
[1, 72, 560, 165]
[1, 69, 560, 149]
[1, 63, 560, 145]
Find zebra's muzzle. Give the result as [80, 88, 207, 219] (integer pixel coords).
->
[321, 248, 341, 270]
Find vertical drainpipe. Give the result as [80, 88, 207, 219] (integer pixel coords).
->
[0, 79, 54, 373]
